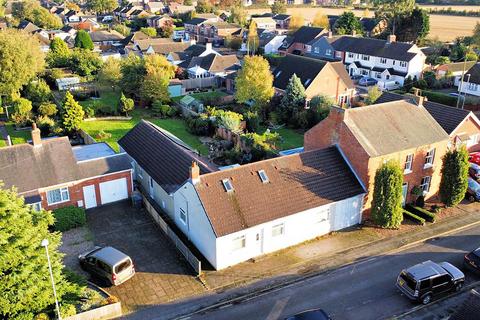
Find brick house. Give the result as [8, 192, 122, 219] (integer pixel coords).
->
[0, 125, 133, 211]
[278, 26, 326, 56]
[304, 100, 450, 214]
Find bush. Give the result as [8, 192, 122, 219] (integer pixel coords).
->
[36, 116, 56, 136]
[403, 210, 426, 225]
[85, 107, 95, 118]
[60, 304, 76, 318]
[38, 103, 57, 117]
[241, 130, 280, 161]
[34, 313, 50, 320]
[100, 296, 119, 306]
[415, 195, 425, 207]
[96, 130, 112, 140]
[416, 89, 458, 107]
[406, 204, 436, 223]
[186, 116, 212, 136]
[53, 206, 86, 232]
[431, 204, 442, 213]
[96, 104, 116, 116]
[243, 110, 260, 133]
[152, 101, 176, 118]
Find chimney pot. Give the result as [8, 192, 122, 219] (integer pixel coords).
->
[328, 31, 332, 38]
[31, 123, 42, 146]
[387, 34, 396, 43]
[190, 161, 200, 185]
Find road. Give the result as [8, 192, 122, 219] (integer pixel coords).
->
[184, 225, 480, 320]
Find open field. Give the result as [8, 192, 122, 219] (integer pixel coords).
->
[247, 7, 479, 41]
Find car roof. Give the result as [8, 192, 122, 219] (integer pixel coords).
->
[285, 309, 330, 320]
[470, 162, 480, 169]
[90, 246, 130, 267]
[405, 260, 448, 280]
[438, 261, 464, 280]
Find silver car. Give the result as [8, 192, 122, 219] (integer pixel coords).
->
[79, 246, 135, 286]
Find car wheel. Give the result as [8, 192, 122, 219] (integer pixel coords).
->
[422, 294, 432, 305]
[455, 282, 463, 292]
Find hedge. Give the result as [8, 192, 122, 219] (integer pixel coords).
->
[403, 210, 426, 225]
[53, 206, 87, 231]
[419, 90, 458, 107]
[406, 204, 436, 223]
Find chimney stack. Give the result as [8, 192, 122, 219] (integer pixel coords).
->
[387, 34, 396, 44]
[31, 123, 42, 146]
[328, 30, 333, 38]
[190, 161, 200, 185]
[351, 30, 356, 37]
[417, 96, 426, 108]
[205, 42, 212, 51]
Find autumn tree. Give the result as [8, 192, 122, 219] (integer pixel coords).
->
[61, 91, 85, 133]
[228, 5, 247, 27]
[47, 38, 71, 68]
[312, 11, 329, 29]
[98, 57, 122, 89]
[12, 0, 62, 29]
[140, 27, 157, 37]
[140, 54, 176, 104]
[439, 146, 469, 207]
[120, 54, 146, 99]
[235, 55, 274, 112]
[86, 0, 118, 13]
[365, 86, 382, 105]
[334, 11, 363, 35]
[289, 14, 305, 33]
[271, 0, 286, 15]
[247, 20, 259, 54]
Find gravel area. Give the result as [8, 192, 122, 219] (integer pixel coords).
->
[60, 226, 95, 276]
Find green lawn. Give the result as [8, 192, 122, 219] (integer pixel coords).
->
[0, 138, 5, 147]
[171, 90, 228, 104]
[79, 90, 121, 114]
[80, 109, 209, 155]
[5, 123, 31, 145]
[273, 127, 304, 151]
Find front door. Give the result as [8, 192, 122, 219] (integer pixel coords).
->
[83, 185, 97, 209]
[402, 183, 409, 207]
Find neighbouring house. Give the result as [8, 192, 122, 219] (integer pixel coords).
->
[306, 34, 426, 90]
[279, 26, 327, 56]
[89, 30, 125, 51]
[259, 33, 287, 55]
[376, 91, 480, 152]
[119, 120, 366, 270]
[168, 43, 220, 67]
[0, 125, 133, 211]
[273, 54, 355, 106]
[273, 14, 291, 29]
[304, 99, 450, 214]
[131, 38, 192, 55]
[187, 53, 239, 78]
[168, 2, 196, 15]
[458, 63, 480, 97]
[359, 18, 387, 37]
[17, 20, 40, 34]
[114, 4, 147, 21]
[435, 61, 476, 80]
[146, 15, 173, 29]
[196, 22, 243, 44]
[145, 1, 166, 14]
[251, 17, 276, 31]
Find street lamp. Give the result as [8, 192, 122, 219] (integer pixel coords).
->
[41, 239, 62, 320]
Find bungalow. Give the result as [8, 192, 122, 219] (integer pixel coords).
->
[305, 99, 450, 214]
[259, 33, 287, 55]
[119, 120, 366, 270]
[435, 61, 476, 80]
[251, 17, 276, 31]
[273, 54, 355, 106]
[131, 38, 191, 56]
[89, 30, 125, 51]
[186, 53, 239, 79]
[458, 63, 480, 97]
[278, 26, 326, 56]
[0, 125, 133, 211]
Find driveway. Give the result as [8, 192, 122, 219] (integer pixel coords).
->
[86, 201, 206, 312]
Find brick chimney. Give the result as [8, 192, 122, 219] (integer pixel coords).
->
[31, 123, 42, 146]
[351, 30, 356, 37]
[328, 31, 333, 38]
[387, 34, 396, 44]
[190, 161, 200, 185]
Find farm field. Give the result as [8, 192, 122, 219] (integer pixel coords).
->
[247, 7, 480, 41]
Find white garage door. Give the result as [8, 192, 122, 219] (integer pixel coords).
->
[99, 178, 128, 205]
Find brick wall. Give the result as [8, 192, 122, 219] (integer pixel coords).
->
[454, 115, 480, 152]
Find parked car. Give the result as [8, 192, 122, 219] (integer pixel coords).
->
[469, 152, 480, 165]
[285, 309, 332, 320]
[464, 247, 480, 274]
[350, 74, 363, 84]
[358, 77, 378, 86]
[79, 246, 135, 286]
[466, 177, 480, 202]
[396, 260, 465, 304]
[469, 163, 480, 181]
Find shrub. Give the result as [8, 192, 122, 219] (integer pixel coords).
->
[406, 204, 436, 223]
[60, 304, 76, 318]
[100, 296, 119, 306]
[403, 210, 426, 225]
[85, 107, 95, 118]
[38, 102, 57, 117]
[36, 116, 55, 136]
[152, 101, 176, 118]
[186, 116, 211, 136]
[120, 93, 134, 116]
[63, 268, 87, 287]
[243, 110, 260, 133]
[431, 204, 442, 213]
[34, 313, 50, 320]
[415, 195, 425, 207]
[416, 89, 457, 107]
[440, 146, 469, 207]
[241, 130, 280, 161]
[96, 104, 115, 116]
[216, 110, 244, 133]
[53, 206, 86, 232]
[96, 130, 112, 140]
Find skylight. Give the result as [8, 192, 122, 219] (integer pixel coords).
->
[304, 78, 311, 86]
[258, 170, 269, 183]
[275, 71, 282, 78]
[222, 179, 234, 192]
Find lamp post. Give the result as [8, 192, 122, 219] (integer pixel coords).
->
[41, 239, 62, 320]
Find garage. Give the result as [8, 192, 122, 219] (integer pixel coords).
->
[99, 178, 129, 205]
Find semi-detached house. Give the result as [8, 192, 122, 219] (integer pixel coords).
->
[119, 120, 366, 270]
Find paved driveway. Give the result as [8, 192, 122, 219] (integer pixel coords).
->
[86, 201, 206, 312]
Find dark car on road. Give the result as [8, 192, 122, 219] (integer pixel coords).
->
[464, 247, 480, 274]
[469, 162, 480, 181]
[285, 309, 331, 320]
[396, 260, 465, 304]
[358, 77, 378, 86]
[466, 178, 480, 202]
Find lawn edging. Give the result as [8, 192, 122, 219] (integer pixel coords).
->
[83, 116, 132, 122]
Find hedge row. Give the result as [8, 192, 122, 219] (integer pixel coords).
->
[53, 206, 87, 232]
[403, 210, 426, 225]
[421, 90, 458, 107]
[406, 204, 437, 223]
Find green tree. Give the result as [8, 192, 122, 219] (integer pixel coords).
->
[23, 79, 52, 107]
[62, 91, 84, 133]
[98, 57, 122, 89]
[365, 86, 382, 105]
[395, 8, 430, 43]
[247, 21, 259, 54]
[217, 110, 244, 133]
[280, 74, 306, 124]
[439, 146, 469, 207]
[120, 54, 146, 98]
[12, 0, 63, 29]
[235, 55, 274, 110]
[0, 184, 81, 319]
[312, 11, 330, 29]
[271, 0, 286, 15]
[196, 0, 214, 13]
[0, 29, 44, 97]
[86, 0, 118, 13]
[69, 49, 102, 77]
[46, 38, 71, 68]
[140, 27, 157, 37]
[374, 0, 415, 35]
[38, 102, 58, 117]
[403, 75, 413, 92]
[112, 24, 131, 37]
[334, 11, 363, 35]
[74, 30, 94, 50]
[119, 92, 134, 116]
[371, 160, 404, 228]
[305, 95, 332, 128]
[140, 54, 176, 104]
[228, 5, 247, 27]
[12, 97, 33, 125]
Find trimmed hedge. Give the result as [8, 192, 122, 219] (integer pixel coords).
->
[53, 206, 87, 231]
[403, 210, 426, 225]
[406, 204, 436, 223]
[419, 90, 458, 107]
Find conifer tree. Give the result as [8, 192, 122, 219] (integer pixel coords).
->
[440, 146, 469, 207]
[62, 91, 85, 133]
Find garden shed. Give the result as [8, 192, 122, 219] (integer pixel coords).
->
[179, 95, 204, 113]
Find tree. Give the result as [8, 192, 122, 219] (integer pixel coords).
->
[280, 74, 306, 124]
[365, 86, 382, 105]
[403, 75, 413, 92]
[228, 5, 247, 27]
[0, 29, 44, 97]
[374, 0, 415, 35]
[0, 184, 81, 319]
[217, 110, 244, 133]
[12, 0, 62, 29]
[23, 79, 52, 107]
[86, 0, 118, 13]
[160, 20, 174, 38]
[395, 8, 430, 43]
[69, 49, 103, 77]
[247, 21, 259, 54]
[312, 11, 329, 29]
[62, 91, 84, 133]
[439, 146, 469, 207]
[473, 22, 480, 48]
[12, 98, 33, 125]
[74, 30, 94, 50]
[289, 14, 305, 33]
[140, 27, 157, 37]
[46, 38, 71, 68]
[196, 0, 214, 13]
[120, 54, 146, 98]
[235, 55, 274, 111]
[38, 102, 58, 117]
[120, 92, 134, 116]
[271, 0, 286, 15]
[113, 24, 131, 37]
[334, 11, 363, 35]
[140, 54, 176, 104]
[98, 57, 122, 89]
[371, 161, 404, 228]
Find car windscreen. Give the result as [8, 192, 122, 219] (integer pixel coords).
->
[468, 179, 480, 192]
[400, 272, 417, 291]
[114, 259, 132, 274]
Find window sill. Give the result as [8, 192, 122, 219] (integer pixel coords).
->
[423, 164, 433, 170]
[404, 169, 412, 175]
[47, 198, 70, 206]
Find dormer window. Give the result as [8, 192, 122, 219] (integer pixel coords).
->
[222, 178, 234, 192]
[258, 170, 269, 183]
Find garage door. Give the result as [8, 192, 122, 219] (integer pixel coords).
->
[99, 178, 129, 205]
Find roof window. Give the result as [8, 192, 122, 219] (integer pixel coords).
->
[304, 78, 311, 86]
[275, 71, 282, 78]
[258, 170, 269, 183]
[222, 178, 234, 192]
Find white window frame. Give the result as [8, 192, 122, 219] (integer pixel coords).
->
[271, 223, 285, 237]
[404, 154, 413, 174]
[46, 187, 70, 205]
[424, 148, 436, 168]
[314, 47, 319, 53]
[231, 235, 246, 251]
[32, 202, 42, 212]
[380, 57, 387, 64]
[400, 61, 407, 68]
[316, 207, 330, 223]
[326, 49, 332, 56]
[420, 176, 431, 193]
[361, 54, 369, 61]
[348, 52, 354, 58]
[179, 208, 187, 225]
[468, 134, 480, 147]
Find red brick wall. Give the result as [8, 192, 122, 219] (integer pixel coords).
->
[454, 115, 480, 152]
[39, 171, 133, 211]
